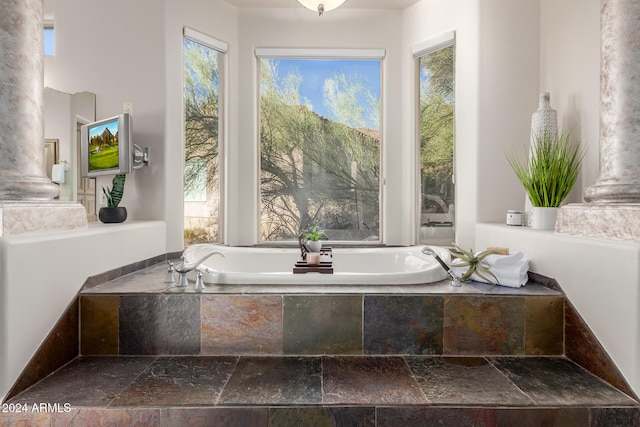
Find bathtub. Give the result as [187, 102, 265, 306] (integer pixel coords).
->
[182, 244, 450, 285]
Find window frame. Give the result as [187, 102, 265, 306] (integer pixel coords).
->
[182, 27, 228, 244]
[255, 48, 385, 244]
[413, 31, 456, 245]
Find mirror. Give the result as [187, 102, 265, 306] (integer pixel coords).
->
[44, 89, 96, 216]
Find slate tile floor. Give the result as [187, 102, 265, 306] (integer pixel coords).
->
[4, 355, 639, 426]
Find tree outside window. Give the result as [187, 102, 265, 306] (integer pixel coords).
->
[183, 37, 223, 245]
[418, 43, 455, 245]
[259, 58, 381, 242]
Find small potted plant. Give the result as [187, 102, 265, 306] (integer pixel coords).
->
[98, 174, 127, 223]
[304, 225, 327, 252]
[506, 130, 585, 229]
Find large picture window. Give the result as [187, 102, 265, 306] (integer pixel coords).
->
[258, 50, 382, 242]
[416, 35, 456, 245]
[183, 28, 226, 245]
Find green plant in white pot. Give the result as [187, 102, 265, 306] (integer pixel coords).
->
[507, 131, 585, 229]
[304, 225, 327, 252]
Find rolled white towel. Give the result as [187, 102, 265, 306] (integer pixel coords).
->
[451, 253, 529, 288]
[483, 252, 524, 268]
[490, 260, 529, 287]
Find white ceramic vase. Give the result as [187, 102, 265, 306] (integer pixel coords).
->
[531, 207, 558, 230]
[525, 93, 558, 226]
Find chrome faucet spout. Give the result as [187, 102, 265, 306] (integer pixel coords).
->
[176, 250, 225, 274]
[175, 250, 225, 288]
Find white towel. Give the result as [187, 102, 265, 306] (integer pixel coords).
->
[51, 164, 66, 184]
[485, 252, 523, 268]
[451, 251, 529, 288]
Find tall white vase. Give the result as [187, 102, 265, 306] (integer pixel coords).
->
[525, 93, 558, 226]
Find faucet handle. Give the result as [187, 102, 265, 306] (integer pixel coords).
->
[164, 260, 176, 283]
[194, 269, 205, 291]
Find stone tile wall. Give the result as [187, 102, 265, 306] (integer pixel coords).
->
[80, 294, 564, 357]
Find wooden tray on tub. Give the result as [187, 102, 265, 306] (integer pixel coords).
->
[293, 247, 333, 274]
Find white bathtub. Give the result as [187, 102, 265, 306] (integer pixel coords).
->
[182, 244, 450, 285]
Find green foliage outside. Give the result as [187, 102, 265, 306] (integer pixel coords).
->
[184, 226, 213, 246]
[180, 47, 398, 243]
[259, 59, 380, 241]
[183, 39, 221, 244]
[419, 44, 455, 217]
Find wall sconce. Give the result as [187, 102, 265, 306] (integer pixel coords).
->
[296, 0, 348, 16]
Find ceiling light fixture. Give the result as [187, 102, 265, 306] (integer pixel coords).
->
[296, 0, 348, 16]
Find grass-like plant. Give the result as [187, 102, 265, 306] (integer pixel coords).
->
[506, 131, 585, 207]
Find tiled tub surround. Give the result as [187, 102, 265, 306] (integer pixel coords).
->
[4, 262, 640, 426]
[79, 264, 565, 357]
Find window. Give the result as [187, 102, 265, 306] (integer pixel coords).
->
[183, 28, 226, 245]
[44, 22, 54, 56]
[415, 33, 456, 245]
[257, 49, 383, 242]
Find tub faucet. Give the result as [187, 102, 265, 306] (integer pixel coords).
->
[421, 247, 460, 287]
[175, 250, 225, 287]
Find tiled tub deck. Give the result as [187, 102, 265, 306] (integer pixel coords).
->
[3, 263, 639, 426]
[78, 264, 566, 357]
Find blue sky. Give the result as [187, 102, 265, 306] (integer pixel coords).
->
[44, 28, 54, 56]
[273, 59, 381, 129]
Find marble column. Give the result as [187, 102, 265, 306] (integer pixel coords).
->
[0, 0, 58, 200]
[583, 0, 640, 203]
[556, 0, 640, 242]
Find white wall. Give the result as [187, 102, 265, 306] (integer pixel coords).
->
[44, 0, 166, 223]
[0, 222, 166, 402]
[164, 0, 239, 251]
[402, 0, 480, 248]
[402, 0, 540, 248]
[540, 0, 600, 200]
[476, 0, 541, 224]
